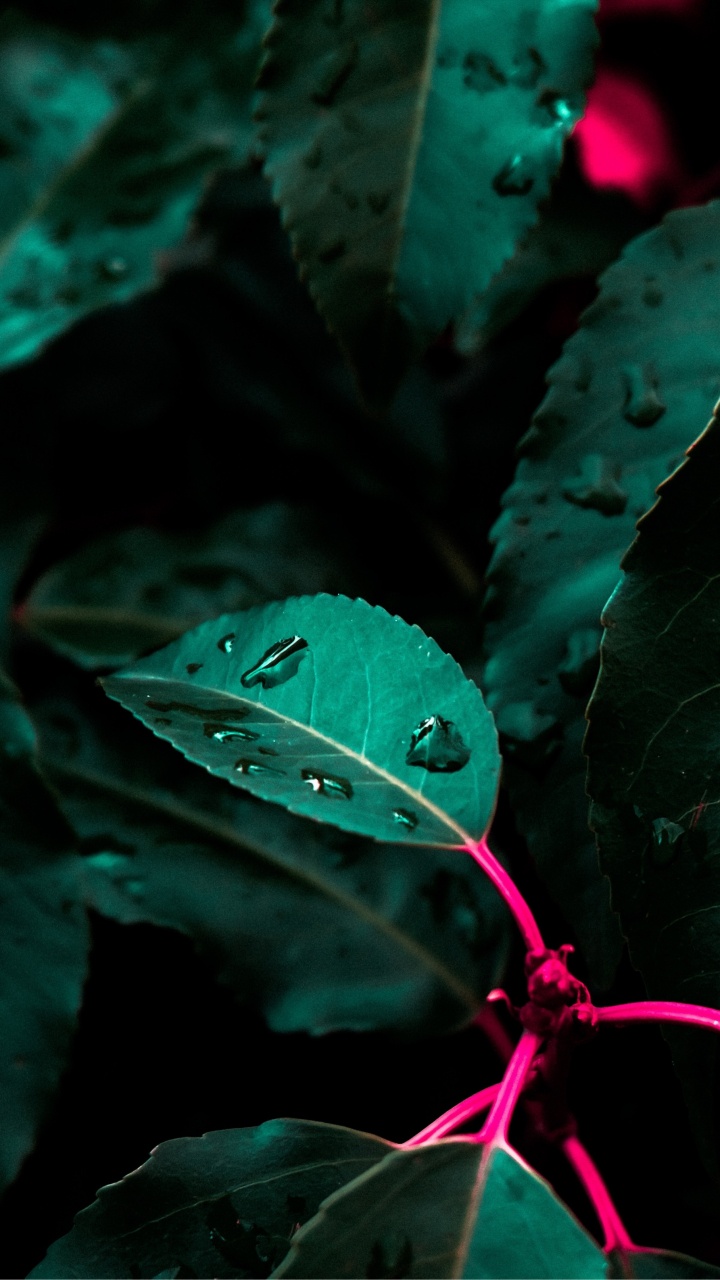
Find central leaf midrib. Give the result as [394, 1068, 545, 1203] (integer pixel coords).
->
[42, 756, 480, 1011]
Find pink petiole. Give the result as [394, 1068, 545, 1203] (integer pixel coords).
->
[476, 1030, 542, 1147]
[596, 1001, 720, 1032]
[403, 1082, 501, 1146]
[463, 839, 545, 953]
[562, 1133, 636, 1253]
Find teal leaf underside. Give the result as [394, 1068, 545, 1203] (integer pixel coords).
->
[101, 594, 502, 848]
[256, 0, 597, 404]
[482, 201, 720, 986]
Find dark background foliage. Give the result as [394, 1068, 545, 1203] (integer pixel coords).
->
[2, 0, 720, 1274]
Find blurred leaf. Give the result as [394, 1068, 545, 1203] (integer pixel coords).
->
[0, 675, 88, 1194]
[21, 504, 364, 669]
[102, 595, 501, 847]
[607, 1248, 720, 1278]
[585, 404, 720, 1178]
[35, 685, 508, 1034]
[275, 1140, 606, 1278]
[256, 0, 597, 406]
[481, 201, 720, 985]
[0, 0, 269, 371]
[30, 1119, 393, 1279]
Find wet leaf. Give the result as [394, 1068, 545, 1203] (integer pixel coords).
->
[21, 504, 361, 670]
[607, 1248, 720, 1278]
[101, 595, 501, 847]
[35, 687, 508, 1034]
[0, 1, 269, 371]
[256, 0, 597, 406]
[0, 677, 88, 1194]
[275, 1139, 606, 1278]
[482, 201, 720, 985]
[30, 1119, 392, 1279]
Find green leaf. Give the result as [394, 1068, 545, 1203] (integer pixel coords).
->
[256, 0, 597, 405]
[275, 1140, 606, 1278]
[36, 683, 507, 1033]
[607, 1249, 720, 1279]
[101, 595, 501, 847]
[585, 403, 720, 1176]
[0, 1, 268, 371]
[482, 201, 720, 985]
[0, 676, 89, 1194]
[30, 1119, 393, 1279]
[21, 504, 361, 670]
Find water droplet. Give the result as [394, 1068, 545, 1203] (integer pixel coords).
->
[203, 723, 259, 743]
[311, 39, 358, 106]
[186, 663, 203, 674]
[98, 256, 129, 281]
[406, 715, 471, 773]
[218, 633, 235, 654]
[651, 817, 685, 865]
[462, 50, 506, 91]
[393, 807, 418, 830]
[258, 746, 279, 756]
[241, 635, 308, 689]
[561, 454, 628, 516]
[622, 364, 666, 426]
[301, 768, 353, 799]
[492, 154, 534, 197]
[509, 45, 545, 88]
[235, 758, 286, 776]
[539, 92, 574, 123]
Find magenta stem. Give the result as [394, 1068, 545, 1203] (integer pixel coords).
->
[562, 1134, 635, 1253]
[477, 1030, 541, 1147]
[596, 1001, 720, 1033]
[403, 1083, 501, 1147]
[464, 839, 545, 952]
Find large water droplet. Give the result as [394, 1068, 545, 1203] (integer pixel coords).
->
[622, 364, 666, 426]
[406, 715, 471, 773]
[492, 155, 534, 197]
[204, 723, 259, 743]
[235, 758, 286, 776]
[218, 633, 235, 654]
[301, 768, 353, 799]
[561, 454, 628, 517]
[241, 636, 308, 689]
[393, 807, 419, 830]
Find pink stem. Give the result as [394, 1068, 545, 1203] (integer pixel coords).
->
[596, 1001, 720, 1033]
[562, 1134, 635, 1253]
[477, 1030, 541, 1147]
[403, 1083, 501, 1147]
[464, 840, 545, 952]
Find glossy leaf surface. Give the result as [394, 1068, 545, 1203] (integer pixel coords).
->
[31, 1120, 392, 1279]
[36, 687, 507, 1033]
[102, 595, 501, 846]
[256, 0, 597, 404]
[0, 2, 267, 371]
[482, 201, 720, 984]
[0, 679, 88, 1193]
[276, 1140, 606, 1278]
[22, 504, 359, 670]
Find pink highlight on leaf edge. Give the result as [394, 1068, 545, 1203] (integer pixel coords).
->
[596, 1001, 720, 1032]
[464, 840, 545, 953]
[477, 1030, 541, 1147]
[403, 1083, 501, 1147]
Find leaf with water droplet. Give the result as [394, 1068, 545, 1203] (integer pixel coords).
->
[101, 595, 500, 847]
[256, 0, 597, 406]
[481, 202, 720, 987]
[30, 1121, 393, 1279]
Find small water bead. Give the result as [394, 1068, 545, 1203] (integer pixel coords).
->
[234, 758, 286, 776]
[301, 768, 353, 799]
[203, 723, 259, 743]
[241, 635, 308, 689]
[186, 662, 203, 674]
[406, 715, 471, 773]
[622, 364, 666, 427]
[492, 155, 533, 197]
[153, 717, 172, 726]
[393, 808, 419, 830]
[218, 633, 235, 654]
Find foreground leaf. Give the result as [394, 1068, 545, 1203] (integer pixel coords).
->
[607, 1249, 720, 1278]
[0, 677, 88, 1194]
[30, 1119, 392, 1279]
[0, 2, 267, 371]
[102, 595, 501, 847]
[36, 686, 507, 1033]
[256, 0, 597, 404]
[275, 1140, 606, 1278]
[482, 201, 720, 984]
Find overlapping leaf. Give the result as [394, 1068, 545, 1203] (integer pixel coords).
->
[482, 201, 720, 984]
[607, 1250, 720, 1278]
[0, 1, 268, 371]
[256, 0, 597, 404]
[30, 1120, 393, 1279]
[102, 595, 501, 847]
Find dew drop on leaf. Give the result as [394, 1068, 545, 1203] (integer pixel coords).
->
[622, 363, 666, 426]
[186, 663, 202, 674]
[235, 758, 286, 776]
[392, 807, 419, 830]
[406, 715, 471, 773]
[217, 633, 236, 654]
[492, 154, 534, 196]
[203, 723, 259, 743]
[240, 636, 308, 689]
[301, 768, 353, 799]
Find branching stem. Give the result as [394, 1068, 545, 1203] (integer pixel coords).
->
[403, 1083, 501, 1146]
[477, 1029, 541, 1146]
[464, 839, 545, 952]
[562, 1133, 635, 1253]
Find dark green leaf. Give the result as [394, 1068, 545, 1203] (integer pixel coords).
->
[36, 686, 508, 1033]
[0, 1, 268, 371]
[22, 504, 361, 670]
[482, 201, 720, 985]
[585, 403, 720, 1176]
[275, 1139, 606, 1278]
[0, 676, 88, 1194]
[607, 1248, 720, 1278]
[30, 1119, 393, 1279]
[102, 595, 501, 847]
[256, 0, 597, 405]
